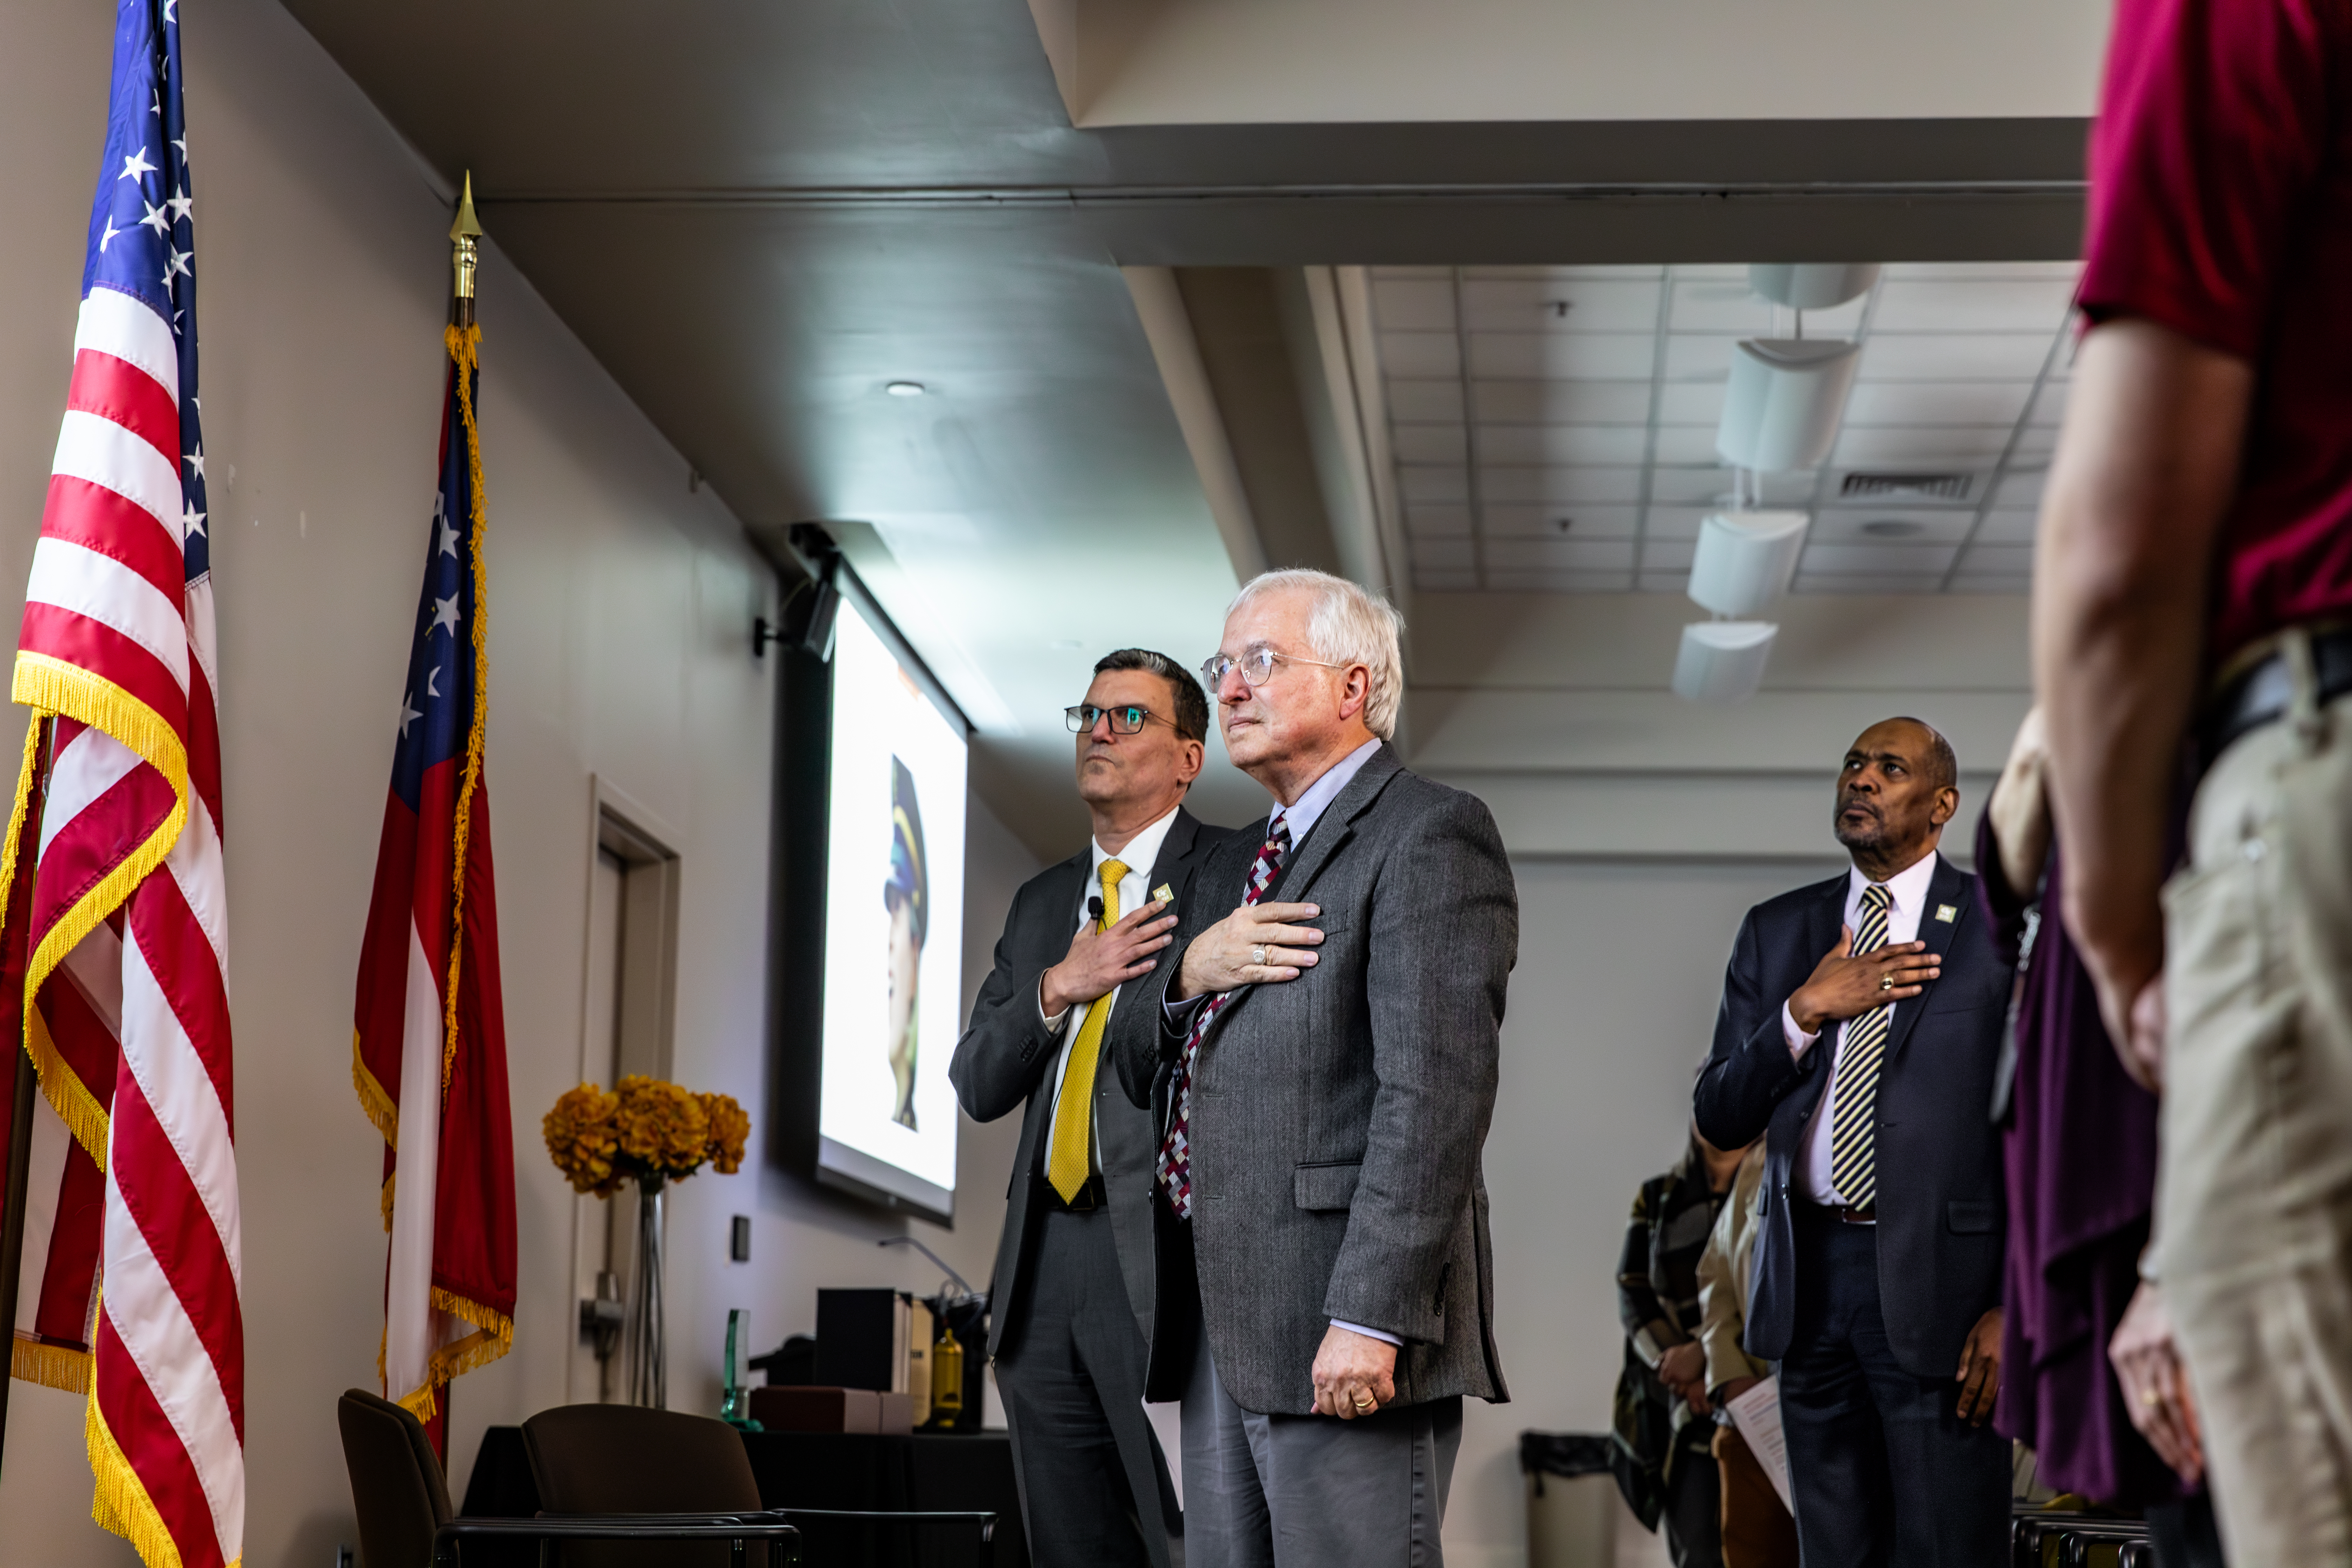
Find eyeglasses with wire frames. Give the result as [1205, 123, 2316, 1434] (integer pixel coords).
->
[1066, 703, 1174, 735]
[1198, 645, 1347, 693]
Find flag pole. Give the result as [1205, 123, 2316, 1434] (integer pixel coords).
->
[0, 1043, 34, 1472]
[0, 716, 48, 1475]
[451, 170, 481, 331]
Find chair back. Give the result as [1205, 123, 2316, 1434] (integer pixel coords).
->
[524, 1404, 764, 1567]
[337, 1388, 454, 1568]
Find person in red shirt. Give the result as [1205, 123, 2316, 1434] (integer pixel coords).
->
[2037, 1, 2352, 1562]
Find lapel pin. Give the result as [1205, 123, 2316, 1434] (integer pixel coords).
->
[1154, 883, 1175, 908]
[1935, 903, 1958, 924]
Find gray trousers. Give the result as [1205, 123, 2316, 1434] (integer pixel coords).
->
[993, 1204, 1182, 1568]
[1181, 1318, 1462, 1568]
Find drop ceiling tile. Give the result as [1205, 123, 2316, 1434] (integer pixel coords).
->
[1881, 261, 2084, 282]
[1794, 574, 1950, 594]
[1477, 425, 1650, 465]
[1661, 334, 1743, 381]
[1642, 538, 1698, 571]
[1869, 279, 2080, 333]
[1994, 471, 2047, 507]
[1635, 572, 1691, 593]
[1800, 542, 1961, 574]
[1404, 503, 1472, 537]
[1667, 281, 1776, 333]
[1380, 332, 1463, 378]
[1808, 509, 1977, 545]
[1860, 333, 2057, 380]
[1652, 426, 1727, 465]
[1485, 504, 1642, 539]
[1372, 279, 1457, 332]
[1647, 467, 1739, 504]
[1399, 465, 1470, 503]
[1973, 509, 2039, 544]
[2027, 382, 2071, 426]
[1392, 424, 1469, 464]
[2044, 333, 2082, 379]
[1844, 382, 2034, 427]
[1386, 379, 1465, 422]
[1414, 569, 1481, 592]
[1643, 506, 1713, 539]
[2010, 426, 2059, 457]
[1832, 426, 2015, 466]
[1469, 332, 1657, 380]
[1461, 278, 1663, 333]
[1513, 570, 1642, 593]
[1472, 380, 1653, 424]
[1948, 575, 2034, 595]
[1656, 383, 1727, 425]
[1411, 537, 1477, 570]
[1480, 465, 1645, 503]
[1485, 538, 1639, 572]
[1958, 543, 2036, 576]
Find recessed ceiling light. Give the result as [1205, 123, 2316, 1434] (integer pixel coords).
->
[1861, 519, 1924, 538]
[885, 380, 926, 398]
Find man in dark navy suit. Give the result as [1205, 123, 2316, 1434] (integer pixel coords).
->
[1695, 718, 2010, 1568]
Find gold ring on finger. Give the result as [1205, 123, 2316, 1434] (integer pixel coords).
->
[1353, 1394, 1376, 1411]
[2141, 1387, 2160, 1407]
[1879, 974, 1895, 992]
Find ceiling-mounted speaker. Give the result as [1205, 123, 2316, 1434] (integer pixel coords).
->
[1748, 262, 1882, 311]
[1673, 621, 1779, 703]
[1688, 510, 1809, 617]
[1716, 339, 1862, 472]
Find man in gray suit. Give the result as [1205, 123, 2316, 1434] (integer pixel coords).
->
[951, 649, 1231, 1568]
[1111, 570, 1516, 1568]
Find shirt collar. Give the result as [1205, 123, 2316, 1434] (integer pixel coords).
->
[1848, 848, 1941, 913]
[1271, 736, 1384, 845]
[1091, 802, 1181, 906]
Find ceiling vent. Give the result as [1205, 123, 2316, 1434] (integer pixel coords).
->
[1840, 472, 1974, 501]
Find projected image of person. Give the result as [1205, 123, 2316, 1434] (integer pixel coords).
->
[884, 755, 928, 1129]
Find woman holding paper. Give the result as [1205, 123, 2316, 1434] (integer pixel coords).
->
[1698, 1143, 1801, 1568]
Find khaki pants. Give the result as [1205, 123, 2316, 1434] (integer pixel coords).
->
[2162, 632, 2352, 1568]
[1711, 1425, 1798, 1568]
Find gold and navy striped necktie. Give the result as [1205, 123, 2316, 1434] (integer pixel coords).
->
[1828, 881, 1895, 1210]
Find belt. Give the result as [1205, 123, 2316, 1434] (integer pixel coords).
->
[2202, 624, 2352, 770]
[1038, 1172, 1106, 1212]
[1802, 1200, 1877, 1226]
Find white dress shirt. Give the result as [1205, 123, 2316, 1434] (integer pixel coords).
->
[1037, 803, 1181, 1173]
[1782, 852, 1943, 1209]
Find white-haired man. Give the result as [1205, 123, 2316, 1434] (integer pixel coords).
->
[1109, 568, 1517, 1568]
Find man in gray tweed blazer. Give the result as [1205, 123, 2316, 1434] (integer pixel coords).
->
[1110, 568, 1515, 1568]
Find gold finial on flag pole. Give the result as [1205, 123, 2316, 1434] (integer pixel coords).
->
[450, 171, 484, 327]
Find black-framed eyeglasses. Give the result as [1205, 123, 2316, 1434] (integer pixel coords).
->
[1066, 703, 1167, 735]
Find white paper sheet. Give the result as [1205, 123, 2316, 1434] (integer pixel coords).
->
[1727, 1376, 1795, 1514]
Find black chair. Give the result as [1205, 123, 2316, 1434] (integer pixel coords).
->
[335, 1390, 794, 1568]
[524, 1404, 995, 1567]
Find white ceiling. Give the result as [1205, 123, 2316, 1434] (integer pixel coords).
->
[1369, 261, 2082, 597]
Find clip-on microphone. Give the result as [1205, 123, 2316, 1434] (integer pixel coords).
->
[1087, 896, 1105, 923]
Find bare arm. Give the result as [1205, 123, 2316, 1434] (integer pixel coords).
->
[2033, 318, 2254, 1068]
[1987, 706, 2051, 900]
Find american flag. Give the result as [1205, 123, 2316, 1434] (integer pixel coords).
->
[350, 305, 517, 1454]
[0, 0, 244, 1563]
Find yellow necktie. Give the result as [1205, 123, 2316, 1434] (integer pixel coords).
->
[1047, 859, 1126, 1202]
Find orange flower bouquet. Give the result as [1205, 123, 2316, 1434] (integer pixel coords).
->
[544, 1075, 749, 1197]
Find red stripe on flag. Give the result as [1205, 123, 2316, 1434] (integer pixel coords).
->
[187, 657, 222, 842]
[39, 473, 190, 610]
[65, 349, 180, 477]
[41, 979, 122, 1122]
[17, 600, 189, 742]
[129, 867, 235, 1138]
[32, 1137, 104, 1343]
[107, 1083, 244, 1434]
[407, 757, 460, 981]
[93, 1312, 227, 1568]
[353, 791, 420, 1115]
[30, 760, 177, 956]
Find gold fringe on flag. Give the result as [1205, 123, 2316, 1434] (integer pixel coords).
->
[13, 1331, 92, 1394]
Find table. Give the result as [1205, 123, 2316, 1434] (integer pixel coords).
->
[460, 1426, 1028, 1568]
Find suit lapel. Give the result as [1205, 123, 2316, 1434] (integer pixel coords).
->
[1270, 742, 1405, 904]
[1884, 854, 1965, 1064]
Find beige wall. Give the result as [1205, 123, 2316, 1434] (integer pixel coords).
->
[0, 0, 1035, 1560]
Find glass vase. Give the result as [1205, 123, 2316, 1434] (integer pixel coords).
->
[625, 1176, 666, 1408]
